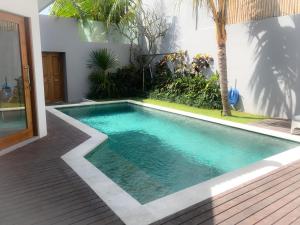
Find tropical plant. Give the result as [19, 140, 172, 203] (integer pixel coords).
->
[159, 51, 190, 76]
[192, 53, 214, 74]
[50, 0, 140, 28]
[111, 65, 144, 97]
[184, 0, 231, 115]
[150, 73, 222, 109]
[87, 49, 118, 73]
[88, 64, 144, 99]
[87, 48, 119, 98]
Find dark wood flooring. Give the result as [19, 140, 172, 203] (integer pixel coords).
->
[0, 113, 124, 225]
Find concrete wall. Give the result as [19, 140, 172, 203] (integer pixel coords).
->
[227, 16, 300, 119]
[144, 0, 300, 119]
[39, 15, 130, 103]
[0, 0, 47, 137]
[38, 0, 54, 11]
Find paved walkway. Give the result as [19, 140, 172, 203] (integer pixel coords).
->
[1, 114, 300, 225]
[251, 118, 300, 135]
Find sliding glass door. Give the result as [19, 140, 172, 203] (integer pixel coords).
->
[0, 12, 33, 149]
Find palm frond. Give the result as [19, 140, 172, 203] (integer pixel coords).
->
[51, 0, 86, 19]
[87, 48, 119, 73]
[51, 0, 140, 28]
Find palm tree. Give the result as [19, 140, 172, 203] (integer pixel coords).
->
[50, 0, 140, 28]
[191, 0, 231, 116]
[87, 48, 119, 74]
[87, 48, 119, 98]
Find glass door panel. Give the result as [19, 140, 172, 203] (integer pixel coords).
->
[0, 20, 27, 137]
[0, 12, 33, 149]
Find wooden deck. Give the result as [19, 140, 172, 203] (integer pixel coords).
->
[251, 118, 300, 135]
[1, 114, 300, 225]
[0, 113, 124, 225]
[152, 160, 300, 225]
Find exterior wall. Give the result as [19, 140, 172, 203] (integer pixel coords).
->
[144, 0, 300, 119]
[0, 0, 47, 137]
[143, 0, 215, 58]
[226, 15, 300, 119]
[39, 15, 130, 103]
[38, 0, 54, 11]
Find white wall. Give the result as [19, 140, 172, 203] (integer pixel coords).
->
[143, 0, 216, 58]
[226, 16, 300, 119]
[0, 0, 47, 137]
[39, 15, 130, 103]
[144, 0, 300, 119]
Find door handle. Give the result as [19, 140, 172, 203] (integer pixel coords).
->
[24, 65, 31, 90]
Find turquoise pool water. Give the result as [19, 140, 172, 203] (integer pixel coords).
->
[0, 111, 27, 137]
[60, 103, 298, 204]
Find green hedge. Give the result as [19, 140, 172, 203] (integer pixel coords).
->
[87, 65, 144, 99]
[149, 74, 222, 109]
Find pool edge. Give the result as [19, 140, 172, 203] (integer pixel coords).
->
[47, 100, 300, 225]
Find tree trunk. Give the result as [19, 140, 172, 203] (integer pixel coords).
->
[129, 41, 133, 65]
[216, 21, 232, 116]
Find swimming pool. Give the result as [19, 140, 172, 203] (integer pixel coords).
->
[59, 102, 298, 204]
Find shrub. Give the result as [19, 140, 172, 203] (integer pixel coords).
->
[152, 61, 173, 88]
[87, 63, 145, 99]
[86, 48, 221, 108]
[87, 71, 117, 99]
[87, 48, 119, 99]
[159, 50, 190, 76]
[149, 73, 222, 109]
[191, 54, 214, 74]
[148, 51, 221, 109]
[111, 65, 144, 97]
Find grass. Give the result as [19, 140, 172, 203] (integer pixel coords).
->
[0, 102, 23, 108]
[134, 98, 268, 124]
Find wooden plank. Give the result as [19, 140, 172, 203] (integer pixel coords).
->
[255, 196, 300, 225]
[0, 177, 95, 213]
[217, 181, 300, 224]
[1, 196, 101, 225]
[151, 163, 300, 225]
[8, 199, 106, 225]
[273, 205, 300, 225]
[56, 208, 115, 225]
[290, 215, 300, 225]
[0, 113, 125, 225]
[178, 173, 300, 225]
[0, 186, 98, 218]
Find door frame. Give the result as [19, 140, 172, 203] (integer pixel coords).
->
[0, 11, 36, 149]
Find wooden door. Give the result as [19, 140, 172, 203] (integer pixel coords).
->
[0, 12, 34, 149]
[42, 53, 65, 104]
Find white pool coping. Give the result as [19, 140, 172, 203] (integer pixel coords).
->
[47, 100, 300, 225]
